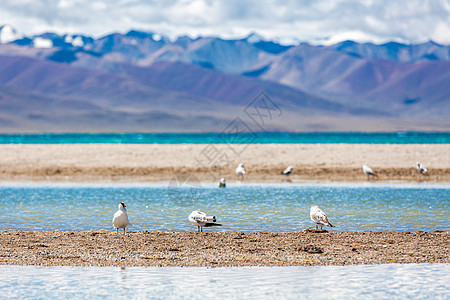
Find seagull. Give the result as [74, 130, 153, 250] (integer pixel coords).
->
[235, 163, 246, 180]
[310, 205, 334, 230]
[112, 202, 132, 234]
[417, 162, 427, 174]
[219, 177, 226, 188]
[281, 166, 294, 177]
[363, 165, 377, 178]
[189, 210, 222, 232]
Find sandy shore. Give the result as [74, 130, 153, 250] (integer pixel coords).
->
[0, 230, 448, 267]
[0, 144, 449, 182]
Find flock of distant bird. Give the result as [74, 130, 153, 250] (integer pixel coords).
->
[228, 161, 428, 185]
[362, 162, 427, 178]
[112, 161, 428, 233]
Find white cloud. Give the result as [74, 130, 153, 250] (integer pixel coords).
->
[431, 21, 450, 44]
[0, 0, 449, 44]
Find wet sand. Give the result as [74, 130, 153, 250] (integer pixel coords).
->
[0, 230, 448, 267]
[0, 144, 449, 182]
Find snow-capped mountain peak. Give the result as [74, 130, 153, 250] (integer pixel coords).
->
[0, 24, 22, 43]
[245, 32, 265, 43]
[33, 37, 53, 48]
[64, 35, 85, 47]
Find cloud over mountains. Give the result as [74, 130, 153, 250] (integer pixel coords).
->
[1, 1, 449, 45]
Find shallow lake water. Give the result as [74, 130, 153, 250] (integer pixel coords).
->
[1, 264, 449, 299]
[0, 182, 448, 232]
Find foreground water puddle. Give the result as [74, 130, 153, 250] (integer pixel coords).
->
[1, 264, 449, 299]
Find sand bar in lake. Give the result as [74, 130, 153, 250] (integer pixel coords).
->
[0, 144, 448, 182]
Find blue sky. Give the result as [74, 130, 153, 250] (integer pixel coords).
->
[1, 0, 449, 44]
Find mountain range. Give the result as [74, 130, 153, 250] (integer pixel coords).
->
[0, 24, 449, 132]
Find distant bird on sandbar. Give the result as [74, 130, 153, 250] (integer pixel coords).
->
[189, 210, 222, 232]
[235, 163, 246, 180]
[281, 166, 294, 178]
[363, 165, 377, 179]
[310, 205, 334, 230]
[219, 177, 226, 188]
[112, 202, 132, 234]
[416, 162, 428, 174]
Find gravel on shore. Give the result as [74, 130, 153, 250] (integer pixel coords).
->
[1, 230, 448, 267]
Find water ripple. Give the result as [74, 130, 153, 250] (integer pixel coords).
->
[0, 185, 448, 232]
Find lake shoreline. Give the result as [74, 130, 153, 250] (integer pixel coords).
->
[0, 144, 449, 182]
[1, 230, 448, 267]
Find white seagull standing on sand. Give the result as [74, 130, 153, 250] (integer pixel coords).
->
[112, 202, 132, 234]
[219, 177, 226, 188]
[189, 210, 222, 232]
[281, 166, 294, 177]
[417, 162, 427, 174]
[235, 163, 246, 180]
[310, 205, 334, 230]
[363, 165, 377, 178]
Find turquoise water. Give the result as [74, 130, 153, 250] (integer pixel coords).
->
[1, 183, 448, 232]
[0, 132, 448, 144]
[1, 264, 449, 299]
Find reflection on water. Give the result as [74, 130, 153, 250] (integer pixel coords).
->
[0, 264, 449, 299]
[0, 183, 448, 232]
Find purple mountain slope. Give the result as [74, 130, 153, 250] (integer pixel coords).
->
[0, 55, 241, 132]
[1, 53, 448, 132]
[120, 60, 349, 111]
[261, 44, 450, 119]
[0, 26, 449, 132]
